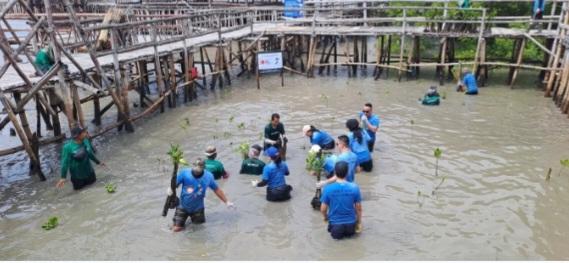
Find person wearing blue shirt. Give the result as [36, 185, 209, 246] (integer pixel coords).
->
[458, 69, 478, 95]
[171, 158, 234, 232]
[358, 103, 380, 152]
[252, 147, 293, 202]
[320, 161, 363, 240]
[346, 119, 373, 172]
[533, 0, 545, 19]
[302, 125, 335, 150]
[317, 135, 358, 188]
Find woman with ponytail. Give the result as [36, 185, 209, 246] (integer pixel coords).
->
[345, 119, 373, 172]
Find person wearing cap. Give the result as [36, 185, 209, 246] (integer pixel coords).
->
[264, 113, 287, 151]
[346, 119, 373, 172]
[204, 146, 228, 180]
[251, 146, 292, 202]
[240, 144, 265, 175]
[302, 125, 335, 150]
[358, 103, 380, 152]
[320, 161, 363, 240]
[317, 135, 358, 188]
[457, 68, 478, 95]
[170, 158, 234, 232]
[56, 127, 104, 190]
[422, 86, 441, 106]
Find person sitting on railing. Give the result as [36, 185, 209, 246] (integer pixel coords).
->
[457, 69, 479, 95]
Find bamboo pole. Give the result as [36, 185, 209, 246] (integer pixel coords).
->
[510, 38, 527, 88]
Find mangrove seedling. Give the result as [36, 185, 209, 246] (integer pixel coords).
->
[237, 122, 245, 129]
[546, 168, 552, 181]
[237, 142, 250, 160]
[42, 216, 59, 230]
[223, 131, 232, 138]
[179, 117, 191, 130]
[163, 144, 187, 217]
[441, 91, 447, 100]
[229, 115, 235, 122]
[559, 159, 569, 177]
[410, 120, 415, 125]
[105, 183, 116, 193]
[434, 148, 442, 176]
[306, 147, 328, 210]
[432, 176, 446, 195]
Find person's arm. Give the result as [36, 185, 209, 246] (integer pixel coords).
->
[60, 145, 70, 179]
[364, 118, 378, 133]
[264, 126, 277, 145]
[320, 203, 329, 222]
[355, 202, 362, 224]
[284, 163, 290, 176]
[213, 188, 229, 203]
[256, 180, 268, 187]
[84, 140, 101, 165]
[317, 175, 337, 188]
[254, 166, 270, 187]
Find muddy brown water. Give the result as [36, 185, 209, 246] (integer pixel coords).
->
[1, 71, 569, 260]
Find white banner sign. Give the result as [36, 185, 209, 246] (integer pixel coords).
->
[257, 52, 283, 73]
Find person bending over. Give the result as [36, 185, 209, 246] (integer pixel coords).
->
[252, 147, 293, 202]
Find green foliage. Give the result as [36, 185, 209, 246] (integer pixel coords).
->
[42, 216, 59, 230]
[434, 148, 442, 159]
[237, 142, 250, 160]
[306, 151, 326, 173]
[167, 144, 188, 166]
[237, 122, 245, 129]
[105, 183, 116, 193]
[229, 116, 235, 122]
[179, 117, 190, 130]
[223, 131, 232, 138]
[561, 159, 569, 168]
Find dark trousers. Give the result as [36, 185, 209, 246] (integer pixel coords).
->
[71, 174, 96, 190]
[266, 185, 293, 202]
[465, 90, 478, 95]
[322, 140, 335, 151]
[359, 159, 373, 172]
[328, 223, 356, 239]
[367, 138, 376, 152]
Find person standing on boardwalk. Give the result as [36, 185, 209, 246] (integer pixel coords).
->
[56, 127, 105, 190]
[358, 103, 380, 152]
[320, 161, 363, 240]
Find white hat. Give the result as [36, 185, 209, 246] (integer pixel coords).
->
[302, 125, 311, 135]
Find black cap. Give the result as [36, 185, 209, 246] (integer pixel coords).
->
[70, 127, 85, 139]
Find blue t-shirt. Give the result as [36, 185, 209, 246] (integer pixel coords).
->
[262, 161, 290, 189]
[176, 168, 218, 213]
[533, 0, 545, 13]
[320, 181, 362, 225]
[463, 73, 478, 94]
[323, 155, 337, 175]
[347, 131, 372, 164]
[337, 151, 358, 182]
[310, 130, 334, 148]
[359, 113, 381, 140]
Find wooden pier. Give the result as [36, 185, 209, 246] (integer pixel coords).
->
[1, 0, 569, 180]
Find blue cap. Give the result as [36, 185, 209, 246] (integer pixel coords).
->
[265, 147, 280, 158]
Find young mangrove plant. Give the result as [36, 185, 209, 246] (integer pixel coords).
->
[237, 142, 250, 160]
[559, 159, 569, 177]
[432, 176, 446, 196]
[545, 168, 552, 182]
[42, 216, 59, 230]
[228, 115, 235, 122]
[237, 122, 245, 129]
[105, 183, 116, 193]
[434, 148, 442, 176]
[162, 144, 187, 217]
[306, 146, 327, 210]
[179, 117, 191, 130]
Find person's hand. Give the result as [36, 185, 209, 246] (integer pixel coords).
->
[361, 114, 368, 122]
[316, 180, 327, 189]
[323, 218, 328, 224]
[99, 162, 107, 167]
[167, 187, 174, 196]
[282, 136, 288, 144]
[226, 201, 235, 209]
[56, 179, 66, 189]
[251, 180, 259, 187]
[355, 221, 362, 233]
[222, 172, 230, 179]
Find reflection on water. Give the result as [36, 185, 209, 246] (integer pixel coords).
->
[1, 70, 569, 260]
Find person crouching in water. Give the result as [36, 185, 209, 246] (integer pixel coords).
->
[204, 146, 229, 180]
[320, 161, 363, 240]
[57, 126, 105, 190]
[457, 68, 478, 95]
[422, 86, 441, 106]
[346, 119, 373, 172]
[302, 125, 335, 150]
[251, 146, 293, 202]
[240, 144, 265, 175]
[171, 158, 234, 232]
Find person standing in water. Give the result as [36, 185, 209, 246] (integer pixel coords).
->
[302, 125, 335, 150]
[346, 119, 373, 172]
[358, 103, 380, 152]
[457, 69, 479, 95]
[56, 127, 105, 190]
[240, 144, 265, 175]
[204, 146, 229, 180]
[320, 161, 363, 240]
[170, 158, 234, 232]
[264, 113, 287, 157]
[317, 135, 358, 188]
[251, 146, 293, 202]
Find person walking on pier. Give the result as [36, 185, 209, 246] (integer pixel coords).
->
[264, 113, 288, 159]
[533, 0, 545, 20]
[251, 146, 293, 202]
[56, 127, 105, 190]
[204, 146, 229, 180]
[458, 69, 479, 95]
[346, 119, 373, 172]
[170, 158, 234, 232]
[320, 161, 363, 240]
[240, 144, 265, 175]
[302, 125, 335, 150]
[358, 103, 380, 152]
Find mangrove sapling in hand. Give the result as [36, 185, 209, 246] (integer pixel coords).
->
[162, 144, 188, 217]
[237, 142, 250, 160]
[42, 216, 59, 230]
[306, 146, 327, 210]
[434, 148, 442, 177]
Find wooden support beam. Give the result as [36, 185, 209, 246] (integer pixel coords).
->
[510, 38, 527, 88]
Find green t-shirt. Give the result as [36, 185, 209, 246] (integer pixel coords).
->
[205, 159, 226, 180]
[60, 139, 100, 180]
[35, 49, 54, 73]
[240, 158, 265, 175]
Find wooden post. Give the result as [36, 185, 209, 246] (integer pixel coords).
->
[398, 9, 407, 82]
[256, 40, 261, 89]
[472, 8, 486, 74]
[510, 38, 527, 89]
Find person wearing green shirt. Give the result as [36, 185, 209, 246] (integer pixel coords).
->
[240, 144, 265, 175]
[56, 127, 105, 190]
[204, 146, 229, 180]
[35, 46, 55, 74]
